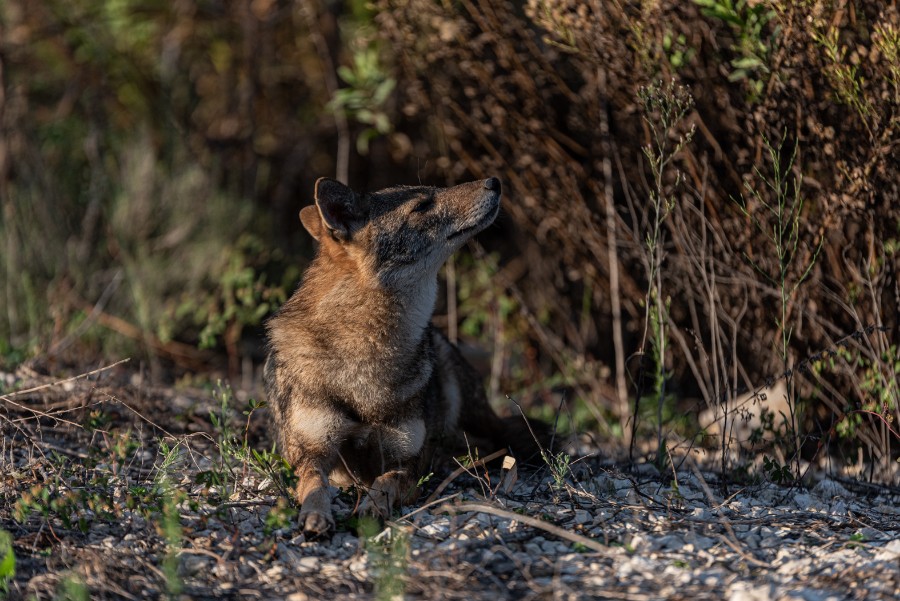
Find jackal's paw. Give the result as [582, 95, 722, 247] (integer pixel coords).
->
[358, 489, 394, 520]
[298, 509, 334, 538]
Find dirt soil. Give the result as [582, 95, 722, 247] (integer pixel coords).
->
[2, 363, 899, 600]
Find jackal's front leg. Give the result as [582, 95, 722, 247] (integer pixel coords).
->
[278, 405, 350, 538]
[294, 460, 336, 537]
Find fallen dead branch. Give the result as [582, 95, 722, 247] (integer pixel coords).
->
[438, 500, 609, 554]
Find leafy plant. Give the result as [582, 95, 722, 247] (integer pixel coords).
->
[57, 574, 89, 601]
[835, 345, 900, 438]
[694, 0, 776, 99]
[873, 22, 900, 103]
[328, 45, 396, 154]
[810, 26, 873, 132]
[541, 450, 572, 492]
[663, 30, 695, 69]
[264, 497, 299, 535]
[527, 0, 579, 53]
[199, 382, 295, 501]
[0, 529, 14, 595]
[160, 487, 184, 599]
[359, 521, 409, 601]
[165, 233, 288, 371]
[762, 455, 793, 484]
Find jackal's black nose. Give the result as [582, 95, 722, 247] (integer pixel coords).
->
[484, 177, 501, 193]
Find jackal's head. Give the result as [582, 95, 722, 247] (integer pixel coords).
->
[299, 177, 501, 288]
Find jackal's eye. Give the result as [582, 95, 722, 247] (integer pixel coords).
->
[411, 196, 434, 213]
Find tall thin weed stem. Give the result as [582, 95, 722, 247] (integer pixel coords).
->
[737, 132, 823, 480]
[632, 80, 695, 464]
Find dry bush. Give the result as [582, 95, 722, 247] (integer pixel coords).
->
[377, 0, 900, 479]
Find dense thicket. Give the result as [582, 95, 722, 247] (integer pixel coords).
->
[378, 0, 900, 473]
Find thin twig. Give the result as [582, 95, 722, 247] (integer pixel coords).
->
[439, 500, 609, 554]
[1, 358, 130, 400]
[397, 492, 462, 522]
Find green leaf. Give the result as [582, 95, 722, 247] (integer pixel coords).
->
[732, 56, 764, 70]
[355, 128, 380, 155]
[374, 113, 391, 133]
[0, 529, 15, 591]
[336, 65, 356, 85]
[372, 78, 396, 105]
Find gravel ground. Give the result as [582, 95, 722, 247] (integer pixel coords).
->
[1, 364, 899, 600]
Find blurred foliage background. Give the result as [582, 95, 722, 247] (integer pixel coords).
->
[1, 0, 898, 479]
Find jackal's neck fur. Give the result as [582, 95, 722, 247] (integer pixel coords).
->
[272, 248, 436, 360]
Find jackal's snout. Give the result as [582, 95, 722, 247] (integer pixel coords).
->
[445, 177, 501, 242]
[483, 176, 501, 193]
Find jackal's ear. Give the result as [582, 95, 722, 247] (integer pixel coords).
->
[312, 178, 367, 242]
[299, 206, 323, 241]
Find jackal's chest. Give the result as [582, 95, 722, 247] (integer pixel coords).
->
[326, 334, 436, 416]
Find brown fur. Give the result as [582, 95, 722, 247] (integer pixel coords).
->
[264, 176, 543, 536]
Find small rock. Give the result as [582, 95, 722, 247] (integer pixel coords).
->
[610, 477, 632, 491]
[296, 556, 319, 573]
[277, 543, 304, 565]
[556, 560, 580, 576]
[181, 555, 210, 576]
[793, 493, 822, 511]
[616, 556, 656, 579]
[661, 563, 692, 584]
[539, 539, 562, 555]
[628, 534, 648, 551]
[813, 478, 849, 498]
[690, 507, 712, 520]
[699, 569, 726, 587]
[875, 539, 900, 561]
[635, 463, 659, 476]
[652, 534, 684, 551]
[727, 582, 777, 601]
[348, 558, 368, 580]
[265, 564, 285, 579]
[777, 558, 811, 576]
[865, 526, 886, 541]
[683, 532, 716, 551]
[332, 531, 359, 549]
[789, 589, 843, 601]
[744, 532, 762, 549]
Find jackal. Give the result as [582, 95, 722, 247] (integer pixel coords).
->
[264, 176, 542, 536]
